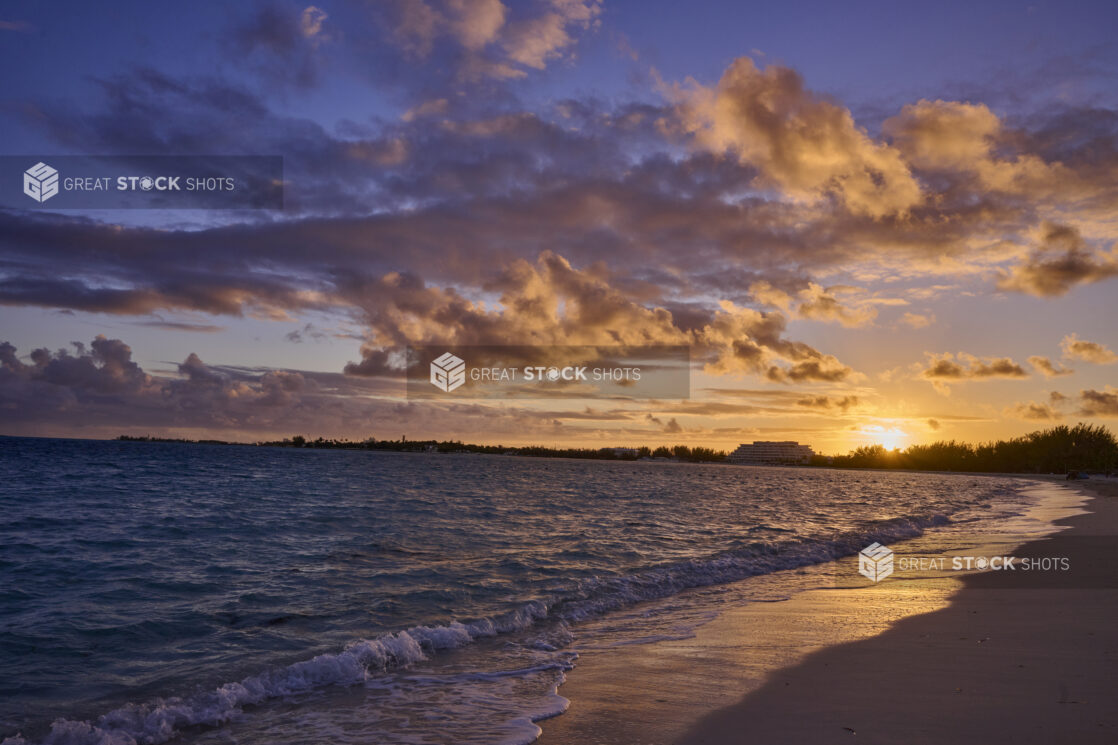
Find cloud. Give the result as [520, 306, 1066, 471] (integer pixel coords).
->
[0, 269, 325, 320]
[919, 352, 1028, 392]
[1006, 401, 1063, 420]
[1027, 355, 1074, 378]
[650, 401, 772, 417]
[673, 57, 923, 218]
[503, 0, 601, 69]
[748, 281, 886, 327]
[920, 353, 1028, 380]
[1060, 333, 1117, 364]
[4, 57, 1118, 411]
[765, 357, 854, 383]
[285, 323, 328, 343]
[376, 0, 597, 81]
[970, 359, 1030, 378]
[792, 284, 880, 328]
[11, 65, 1116, 317]
[300, 6, 328, 37]
[4, 335, 838, 443]
[0, 337, 156, 429]
[747, 280, 793, 310]
[340, 252, 858, 384]
[795, 395, 859, 412]
[452, 0, 508, 50]
[899, 312, 934, 329]
[132, 319, 225, 333]
[885, 100, 1000, 171]
[1078, 387, 1118, 417]
[402, 97, 451, 122]
[384, 0, 505, 55]
[883, 99, 1066, 194]
[0, 336, 642, 441]
[229, 3, 331, 86]
[694, 301, 855, 382]
[997, 223, 1118, 297]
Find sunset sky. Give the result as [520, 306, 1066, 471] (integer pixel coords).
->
[1, 0, 1116, 453]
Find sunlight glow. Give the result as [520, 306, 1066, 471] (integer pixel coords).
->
[857, 425, 909, 451]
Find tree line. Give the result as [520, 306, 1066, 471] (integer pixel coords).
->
[824, 423, 1117, 473]
[118, 423, 1117, 473]
[272, 437, 725, 462]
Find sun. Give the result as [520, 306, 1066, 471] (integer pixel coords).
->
[857, 425, 908, 451]
[875, 428, 908, 451]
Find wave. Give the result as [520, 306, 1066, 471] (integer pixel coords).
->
[548, 512, 950, 622]
[1, 512, 950, 745]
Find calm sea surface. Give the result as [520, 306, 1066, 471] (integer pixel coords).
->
[0, 437, 1030, 744]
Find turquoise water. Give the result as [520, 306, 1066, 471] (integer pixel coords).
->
[0, 437, 1025, 744]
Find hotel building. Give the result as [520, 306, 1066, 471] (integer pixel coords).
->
[727, 441, 814, 465]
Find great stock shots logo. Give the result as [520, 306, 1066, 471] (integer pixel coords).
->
[23, 162, 59, 203]
[5, 156, 284, 210]
[409, 345, 691, 399]
[858, 542, 894, 582]
[430, 352, 467, 393]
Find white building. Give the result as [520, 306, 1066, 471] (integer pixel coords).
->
[727, 441, 814, 465]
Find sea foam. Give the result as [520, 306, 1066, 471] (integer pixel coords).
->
[3, 512, 950, 745]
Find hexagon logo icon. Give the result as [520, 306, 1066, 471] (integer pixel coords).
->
[24, 162, 60, 203]
[858, 542, 894, 582]
[430, 352, 466, 393]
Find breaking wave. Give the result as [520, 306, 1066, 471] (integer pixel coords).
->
[3, 512, 950, 745]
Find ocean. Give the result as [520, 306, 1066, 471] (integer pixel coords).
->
[0, 437, 1037, 745]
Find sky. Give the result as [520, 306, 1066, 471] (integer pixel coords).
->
[0, 0, 1117, 453]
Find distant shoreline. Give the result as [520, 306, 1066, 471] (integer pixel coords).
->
[3, 431, 1113, 476]
[117, 424, 1118, 475]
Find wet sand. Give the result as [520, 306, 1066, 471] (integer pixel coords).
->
[540, 478, 1118, 745]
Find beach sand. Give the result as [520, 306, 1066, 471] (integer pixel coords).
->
[539, 478, 1118, 744]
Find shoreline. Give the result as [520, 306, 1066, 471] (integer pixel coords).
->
[539, 477, 1117, 744]
[675, 478, 1118, 744]
[4, 435, 1109, 480]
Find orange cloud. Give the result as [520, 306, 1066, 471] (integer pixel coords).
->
[919, 352, 1029, 393]
[1079, 388, 1118, 417]
[884, 99, 1065, 194]
[344, 252, 857, 383]
[1061, 333, 1118, 364]
[1006, 401, 1063, 420]
[748, 281, 891, 328]
[899, 312, 935, 329]
[997, 223, 1118, 297]
[1027, 355, 1074, 378]
[795, 395, 860, 412]
[672, 57, 923, 218]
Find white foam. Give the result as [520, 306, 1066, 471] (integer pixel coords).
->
[3, 512, 956, 745]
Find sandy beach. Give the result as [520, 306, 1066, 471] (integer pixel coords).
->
[540, 478, 1118, 745]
